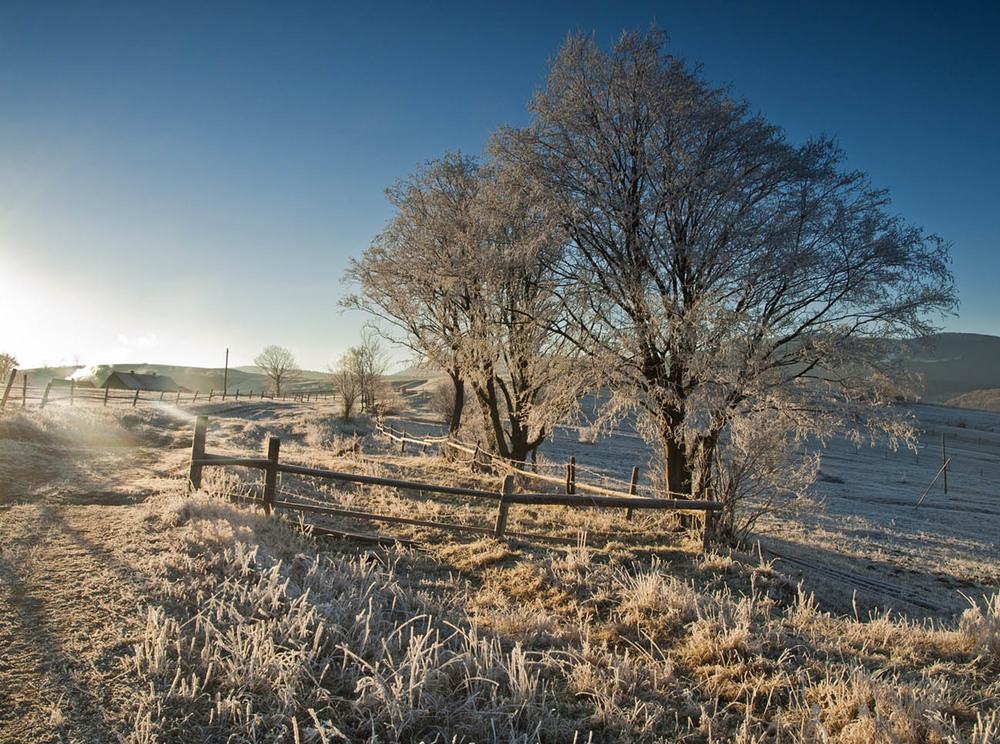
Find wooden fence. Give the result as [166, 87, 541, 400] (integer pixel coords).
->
[189, 416, 722, 550]
[377, 419, 678, 511]
[188, 416, 722, 550]
[0, 369, 333, 409]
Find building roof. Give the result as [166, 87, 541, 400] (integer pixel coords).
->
[102, 371, 182, 392]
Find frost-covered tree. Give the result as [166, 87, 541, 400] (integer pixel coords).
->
[253, 345, 298, 397]
[344, 153, 587, 463]
[463, 153, 588, 463]
[499, 29, 957, 505]
[343, 153, 481, 435]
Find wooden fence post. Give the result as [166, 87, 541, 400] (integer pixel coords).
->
[189, 415, 208, 490]
[235, 388, 240, 401]
[22, 375, 27, 408]
[209, 389, 214, 400]
[159, 391, 165, 401]
[263, 437, 281, 516]
[494, 474, 515, 539]
[1, 368, 16, 409]
[176, 390, 181, 403]
[193, 390, 199, 402]
[70, 380, 75, 405]
[40, 382, 52, 408]
[625, 466, 640, 521]
[941, 433, 948, 495]
[703, 511, 716, 553]
[133, 389, 140, 407]
[400, 430, 407, 454]
[566, 457, 576, 494]
[103, 386, 109, 406]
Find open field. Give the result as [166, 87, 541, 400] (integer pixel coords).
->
[1, 399, 998, 742]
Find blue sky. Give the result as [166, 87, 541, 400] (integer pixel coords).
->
[1, 1, 997, 371]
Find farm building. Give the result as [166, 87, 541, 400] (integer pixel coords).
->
[101, 371, 184, 393]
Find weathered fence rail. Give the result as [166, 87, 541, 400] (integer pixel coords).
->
[190, 416, 722, 549]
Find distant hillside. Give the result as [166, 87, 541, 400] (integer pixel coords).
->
[943, 388, 1000, 413]
[905, 333, 1000, 402]
[14, 363, 331, 394]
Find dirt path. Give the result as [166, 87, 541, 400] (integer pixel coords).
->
[0, 500, 153, 743]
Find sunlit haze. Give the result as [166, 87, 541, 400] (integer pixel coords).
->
[2, 1, 997, 371]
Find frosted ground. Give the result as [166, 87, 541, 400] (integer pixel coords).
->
[389, 401, 1000, 618]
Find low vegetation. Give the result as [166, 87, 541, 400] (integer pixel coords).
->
[1, 402, 998, 742]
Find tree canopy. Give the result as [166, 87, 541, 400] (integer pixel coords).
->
[498, 28, 956, 504]
[346, 28, 956, 529]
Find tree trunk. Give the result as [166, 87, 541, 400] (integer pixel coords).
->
[664, 436, 693, 498]
[447, 369, 464, 436]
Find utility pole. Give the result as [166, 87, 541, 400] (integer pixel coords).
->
[223, 348, 229, 401]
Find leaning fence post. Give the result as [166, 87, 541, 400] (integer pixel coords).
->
[494, 474, 515, 539]
[189, 416, 208, 490]
[566, 457, 576, 494]
[625, 465, 640, 521]
[263, 437, 281, 516]
[133, 389, 140, 407]
[40, 381, 52, 408]
[1, 368, 16, 408]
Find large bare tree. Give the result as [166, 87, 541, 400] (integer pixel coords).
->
[500, 29, 957, 505]
[253, 345, 299, 397]
[344, 153, 587, 463]
[343, 153, 481, 435]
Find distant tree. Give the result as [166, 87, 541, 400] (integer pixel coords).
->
[353, 331, 389, 414]
[330, 355, 361, 422]
[0, 352, 17, 384]
[331, 333, 389, 421]
[500, 29, 957, 519]
[253, 345, 299, 397]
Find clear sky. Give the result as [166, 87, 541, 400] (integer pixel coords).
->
[1, 1, 997, 371]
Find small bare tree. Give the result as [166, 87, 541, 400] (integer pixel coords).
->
[330, 355, 361, 422]
[331, 333, 389, 421]
[254, 345, 299, 397]
[0, 352, 17, 384]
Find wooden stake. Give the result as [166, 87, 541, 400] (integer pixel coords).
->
[941, 433, 948, 494]
[189, 416, 208, 490]
[1, 368, 16, 408]
[566, 457, 576, 494]
[263, 437, 281, 516]
[494, 474, 515, 538]
[625, 465, 640, 521]
[40, 381, 52, 408]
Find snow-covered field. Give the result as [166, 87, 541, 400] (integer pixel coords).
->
[391, 401, 1000, 617]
